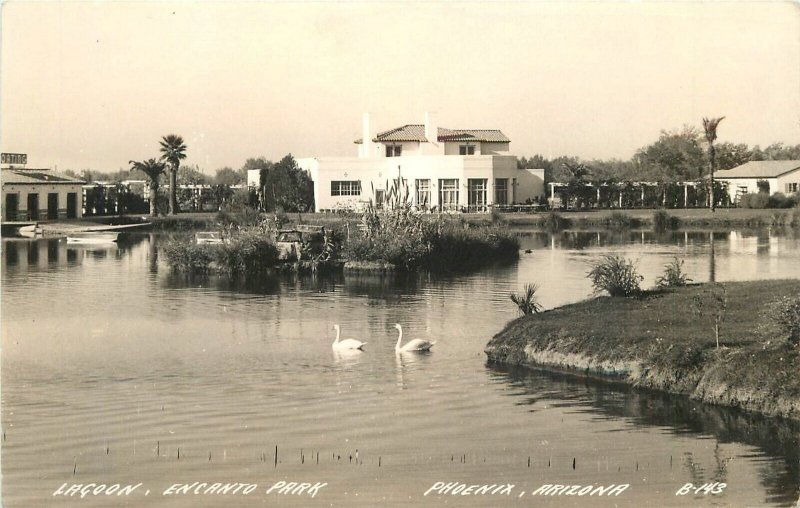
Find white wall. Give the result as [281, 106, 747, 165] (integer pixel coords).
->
[717, 177, 778, 203]
[299, 155, 544, 212]
[777, 171, 800, 194]
[247, 169, 260, 188]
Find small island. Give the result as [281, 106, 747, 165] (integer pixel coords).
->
[486, 279, 800, 421]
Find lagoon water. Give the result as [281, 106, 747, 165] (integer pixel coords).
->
[2, 229, 800, 507]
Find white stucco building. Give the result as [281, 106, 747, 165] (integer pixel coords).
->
[298, 113, 544, 213]
[715, 160, 800, 203]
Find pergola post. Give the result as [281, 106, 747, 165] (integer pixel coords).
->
[684, 183, 688, 208]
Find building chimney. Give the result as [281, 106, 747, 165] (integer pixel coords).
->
[361, 112, 373, 158]
[424, 111, 438, 145]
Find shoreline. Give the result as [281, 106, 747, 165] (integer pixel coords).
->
[6, 207, 799, 235]
[485, 280, 800, 422]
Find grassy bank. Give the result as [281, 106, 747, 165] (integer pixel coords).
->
[486, 280, 800, 420]
[48, 206, 800, 233]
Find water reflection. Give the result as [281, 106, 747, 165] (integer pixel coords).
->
[490, 364, 800, 505]
[515, 228, 800, 252]
[332, 348, 364, 365]
[2, 234, 149, 274]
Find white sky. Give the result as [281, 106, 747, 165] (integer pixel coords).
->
[1, 1, 799, 172]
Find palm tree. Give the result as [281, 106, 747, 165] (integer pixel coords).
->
[703, 117, 725, 212]
[159, 134, 187, 215]
[510, 283, 543, 315]
[130, 158, 166, 217]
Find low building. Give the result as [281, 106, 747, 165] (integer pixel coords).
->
[715, 160, 800, 204]
[1, 168, 85, 221]
[298, 113, 544, 213]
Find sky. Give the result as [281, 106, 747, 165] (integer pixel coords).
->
[1, 1, 799, 174]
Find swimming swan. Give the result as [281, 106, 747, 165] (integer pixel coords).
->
[394, 324, 435, 352]
[332, 324, 366, 350]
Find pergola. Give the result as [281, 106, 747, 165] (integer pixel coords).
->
[548, 181, 704, 208]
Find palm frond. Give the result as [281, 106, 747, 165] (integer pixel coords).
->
[510, 283, 543, 315]
[702, 117, 725, 143]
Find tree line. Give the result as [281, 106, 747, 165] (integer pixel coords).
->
[518, 126, 800, 184]
[66, 137, 313, 216]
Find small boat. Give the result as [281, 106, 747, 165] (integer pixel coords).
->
[18, 224, 43, 238]
[82, 222, 152, 232]
[66, 232, 119, 244]
[195, 232, 224, 245]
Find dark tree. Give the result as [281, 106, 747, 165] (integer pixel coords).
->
[129, 158, 166, 217]
[159, 134, 187, 215]
[702, 116, 725, 212]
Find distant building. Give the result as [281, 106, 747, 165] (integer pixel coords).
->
[715, 160, 800, 204]
[297, 113, 544, 213]
[247, 169, 261, 189]
[1, 168, 85, 221]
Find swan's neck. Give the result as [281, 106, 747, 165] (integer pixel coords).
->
[395, 327, 403, 350]
[334, 326, 340, 344]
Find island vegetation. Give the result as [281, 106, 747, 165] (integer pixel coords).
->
[488, 257, 800, 420]
[160, 205, 519, 275]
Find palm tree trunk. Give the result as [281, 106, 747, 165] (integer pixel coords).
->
[709, 143, 716, 212]
[150, 184, 158, 217]
[169, 169, 178, 215]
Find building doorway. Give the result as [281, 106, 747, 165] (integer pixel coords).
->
[468, 179, 488, 212]
[47, 193, 59, 219]
[66, 193, 77, 219]
[5, 193, 19, 220]
[438, 179, 459, 211]
[27, 193, 39, 220]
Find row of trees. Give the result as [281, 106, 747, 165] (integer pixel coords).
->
[518, 128, 800, 186]
[519, 118, 800, 211]
[126, 137, 312, 216]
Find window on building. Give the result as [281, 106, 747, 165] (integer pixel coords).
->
[415, 179, 431, 208]
[459, 145, 475, 155]
[495, 179, 509, 205]
[331, 180, 362, 196]
[785, 182, 799, 193]
[386, 145, 402, 157]
[468, 179, 488, 212]
[439, 179, 459, 211]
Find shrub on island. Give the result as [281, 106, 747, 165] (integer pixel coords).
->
[343, 208, 519, 271]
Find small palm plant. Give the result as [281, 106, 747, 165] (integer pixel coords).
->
[510, 283, 543, 316]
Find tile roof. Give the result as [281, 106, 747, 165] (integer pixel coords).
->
[716, 160, 800, 178]
[438, 128, 510, 143]
[355, 125, 510, 144]
[1, 169, 85, 185]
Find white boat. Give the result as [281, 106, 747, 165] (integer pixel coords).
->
[66, 232, 119, 244]
[18, 224, 43, 238]
[82, 222, 151, 232]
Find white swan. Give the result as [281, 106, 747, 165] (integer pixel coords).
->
[332, 324, 366, 350]
[394, 324, 435, 352]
